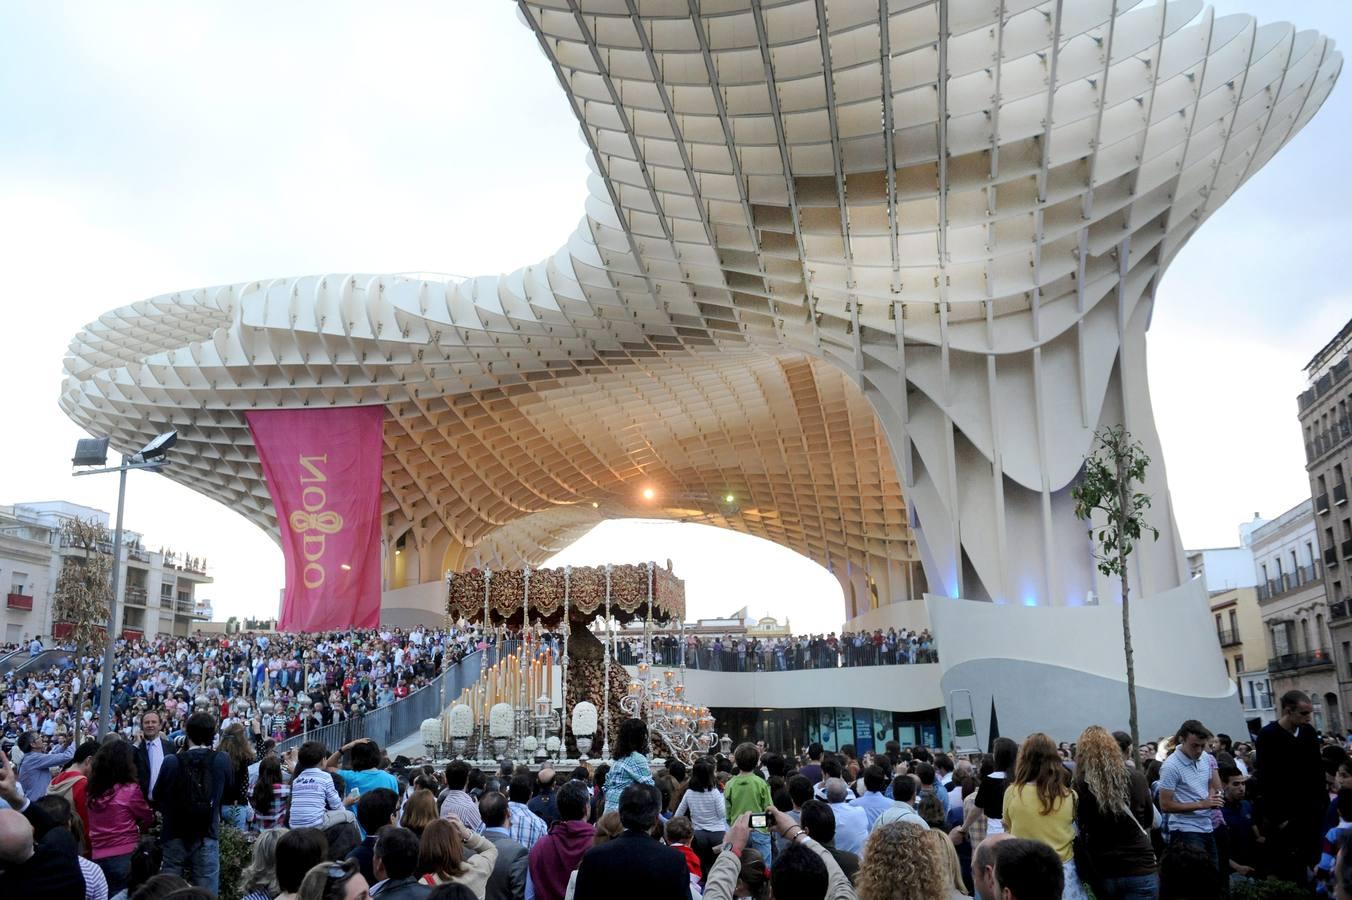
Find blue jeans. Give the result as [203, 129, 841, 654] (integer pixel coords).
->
[1098, 873, 1160, 899]
[97, 853, 133, 896]
[161, 836, 220, 894]
[221, 804, 248, 830]
[748, 829, 772, 869]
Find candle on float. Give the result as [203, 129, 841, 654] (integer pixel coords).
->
[546, 652, 553, 703]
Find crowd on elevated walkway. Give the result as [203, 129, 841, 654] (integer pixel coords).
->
[615, 628, 938, 671]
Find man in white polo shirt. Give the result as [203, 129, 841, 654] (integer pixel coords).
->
[1158, 719, 1224, 874]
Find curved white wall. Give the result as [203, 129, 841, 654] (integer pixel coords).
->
[626, 663, 942, 714]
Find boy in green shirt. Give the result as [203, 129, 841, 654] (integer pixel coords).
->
[726, 742, 774, 864]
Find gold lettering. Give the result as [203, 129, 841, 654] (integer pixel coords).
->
[301, 486, 326, 512]
[302, 532, 326, 563]
[288, 454, 343, 592]
[299, 454, 329, 483]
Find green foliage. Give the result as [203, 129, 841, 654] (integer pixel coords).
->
[1231, 878, 1312, 900]
[217, 823, 252, 900]
[1072, 426, 1160, 578]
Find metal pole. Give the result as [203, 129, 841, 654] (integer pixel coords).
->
[97, 459, 128, 740]
[561, 566, 570, 755]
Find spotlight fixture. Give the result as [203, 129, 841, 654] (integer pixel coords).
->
[724, 494, 735, 504]
[642, 487, 655, 500]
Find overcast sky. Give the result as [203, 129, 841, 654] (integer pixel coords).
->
[0, 2, 1347, 635]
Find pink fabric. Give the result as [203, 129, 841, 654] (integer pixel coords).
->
[87, 783, 154, 860]
[246, 406, 384, 631]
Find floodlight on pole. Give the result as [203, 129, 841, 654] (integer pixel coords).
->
[72, 429, 177, 739]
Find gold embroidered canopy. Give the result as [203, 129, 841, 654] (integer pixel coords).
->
[447, 563, 683, 628]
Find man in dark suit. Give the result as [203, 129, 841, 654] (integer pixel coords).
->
[479, 791, 527, 900]
[573, 783, 688, 900]
[134, 710, 174, 799]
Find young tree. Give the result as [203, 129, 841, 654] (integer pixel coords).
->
[52, 517, 114, 651]
[1072, 426, 1160, 756]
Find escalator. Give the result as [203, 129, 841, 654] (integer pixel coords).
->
[0, 647, 33, 675]
[13, 648, 76, 676]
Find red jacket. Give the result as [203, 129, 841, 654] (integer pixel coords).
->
[671, 842, 702, 879]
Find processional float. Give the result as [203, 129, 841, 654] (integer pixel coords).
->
[421, 561, 717, 767]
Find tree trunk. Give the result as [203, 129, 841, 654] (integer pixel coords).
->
[1117, 454, 1141, 758]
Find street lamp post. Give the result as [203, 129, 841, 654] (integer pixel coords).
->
[72, 432, 177, 739]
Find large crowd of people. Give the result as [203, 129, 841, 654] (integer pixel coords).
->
[1, 682, 1351, 899]
[0, 627, 482, 754]
[615, 628, 938, 671]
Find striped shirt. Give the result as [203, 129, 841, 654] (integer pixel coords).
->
[1159, 750, 1215, 833]
[508, 800, 547, 849]
[289, 768, 341, 829]
[439, 789, 483, 831]
[79, 856, 109, 900]
[675, 788, 727, 833]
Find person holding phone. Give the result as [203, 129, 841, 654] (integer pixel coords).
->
[15, 731, 73, 801]
[706, 808, 855, 900]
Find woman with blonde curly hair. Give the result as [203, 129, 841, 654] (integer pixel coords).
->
[1003, 732, 1085, 899]
[1073, 725, 1158, 899]
[856, 821, 950, 900]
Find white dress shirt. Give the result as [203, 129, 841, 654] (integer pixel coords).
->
[147, 739, 165, 794]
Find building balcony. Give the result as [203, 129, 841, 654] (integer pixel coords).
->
[1258, 564, 1323, 601]
[1306, 416, 1352, 464]
[1332, 600, 1352, 622]
[1300, 357, 1351, 412]
[124, 586, 147, 605]
[1343, 539, 1352, 559]
[1269, 648, 1334, 673]
[1327, 548, 1341, 569]
[1337, 483, 1350, 507]
[1217, 628, 1242, 647]
[6, 593, 33, 611]
[1319, 494, 1332, 515]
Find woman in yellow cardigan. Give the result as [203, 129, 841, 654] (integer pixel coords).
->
[1003, 732, 1086, 900]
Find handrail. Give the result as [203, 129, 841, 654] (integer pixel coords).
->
[274, 641, 519, 753]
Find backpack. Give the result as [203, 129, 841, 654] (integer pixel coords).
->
[174, 750, 217, 836]
[48, 772, 85, 806]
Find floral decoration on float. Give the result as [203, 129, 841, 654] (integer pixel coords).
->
[570, 701, 598, 738]
[489, 702, 515, 739]
[449, 704, 474, 738]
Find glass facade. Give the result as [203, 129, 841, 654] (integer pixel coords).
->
[710, 706, 943, 755]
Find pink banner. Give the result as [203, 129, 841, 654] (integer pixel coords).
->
[246, 406, 384, 632]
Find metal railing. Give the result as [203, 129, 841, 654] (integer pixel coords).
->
[1331, 600, 1351, 622]
[275, 643, 515, 753]
[1269, 648, 1334, 673]
[1258, 564, 1323, 601]
[1216, 628, 1241, 647]
[1300, 357, 1351, 411]
[1306, 416, 1352, 463]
